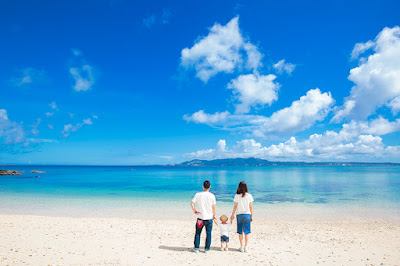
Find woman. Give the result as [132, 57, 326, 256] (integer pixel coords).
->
[230, 181, 254, 253]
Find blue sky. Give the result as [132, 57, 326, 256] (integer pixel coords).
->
[1, 0, 400, 165]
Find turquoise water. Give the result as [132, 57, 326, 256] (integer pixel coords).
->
[1, 165, 399, 218]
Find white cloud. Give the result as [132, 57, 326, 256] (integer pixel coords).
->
[350, 40, 375, 60]
[143, 14, 156, 28]
[388, 96, 400, 115]
[31, 118, 41, 136]
[185, 123, 400, 161]
[0, 109, 8, 120]
[183, 110, 230, 125]
[49, 101, 58, 110]
[333, 26, 400, 121]
[0, 109, 26, 145]
[273, 59, 296, 75]
[69, 49, 95, 92]
[70, 64, 94, 92]
[142, 9, 171, 29]
[180, 16, 262, 82]
[184, 88, 334, 136]
[161, 9, 172, 24]
[71, 48, 83, 57]
[10, 67, 46, 87]
[61, 115, 97, 137]
[257, 88, 334, 134]
[228, 73, 280, 114]
[341, 117, 400, 136]
[44, 101, 58, 117]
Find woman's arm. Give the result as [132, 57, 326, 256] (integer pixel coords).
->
[230, 202, 238, 222]
[249, 202, 253, 221]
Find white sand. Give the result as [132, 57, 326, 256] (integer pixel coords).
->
[1, 214, 399, 265]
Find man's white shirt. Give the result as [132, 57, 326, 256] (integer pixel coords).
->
[192, 191, 216, 220]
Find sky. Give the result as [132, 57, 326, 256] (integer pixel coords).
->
[1, 0, 400, 165]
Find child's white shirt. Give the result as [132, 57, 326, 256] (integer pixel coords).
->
[218, 223, 231, 237]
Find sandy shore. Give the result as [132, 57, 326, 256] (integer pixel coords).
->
[0, 215, 399, 265]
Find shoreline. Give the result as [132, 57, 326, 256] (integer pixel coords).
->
[1, 214, 399, 265]
[1, 203, 400, 221]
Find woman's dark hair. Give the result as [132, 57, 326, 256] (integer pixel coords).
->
[236, 181, 248, 197]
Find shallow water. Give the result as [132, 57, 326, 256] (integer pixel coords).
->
[0, 165, 399, 218]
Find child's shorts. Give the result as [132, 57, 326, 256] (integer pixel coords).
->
[221, 235, 229, 242]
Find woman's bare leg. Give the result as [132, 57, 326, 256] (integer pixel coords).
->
[238, 233, 244, 246]
[245, 234, 250, 246]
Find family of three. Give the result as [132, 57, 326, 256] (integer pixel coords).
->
[190, 180, 254, 254]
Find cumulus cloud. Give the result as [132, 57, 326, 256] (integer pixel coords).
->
[388, 96, 400, 115]
[333, 26, 400, 121]
[351, 40, 375, 60]
[70, 65, 95, 92]
[143, 14, 156, 28]
[0, 109, 26, 145]
[256, 88, 334, 134]
[185, 120, 400, 161]
[45, 101, 58, 117]
[71, 48, 82, 57]
[142, 9, 172, 29]
[69, 49, 95, 92]
[273, 59, 296, 75]
[184, 88, 334, 136]
[183, 110, 230, 125]
[180, 16, 262, 82]
[10, 67, 46, 87]
[31, 118, 41, 136]
[228, 73, 280, 114]
[61, 115, 98, 137]
[341, 116, 400, 136]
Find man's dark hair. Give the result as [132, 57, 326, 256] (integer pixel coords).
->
[203, 180, 210, 189]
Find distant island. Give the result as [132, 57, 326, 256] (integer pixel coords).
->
[166, 157, 400, 167]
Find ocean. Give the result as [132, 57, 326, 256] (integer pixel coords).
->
[1, 165, 399, 219]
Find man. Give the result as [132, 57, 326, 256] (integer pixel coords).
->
[191, 180, 216, 254]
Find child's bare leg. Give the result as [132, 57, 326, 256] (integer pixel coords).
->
[221, 242, 223, 248]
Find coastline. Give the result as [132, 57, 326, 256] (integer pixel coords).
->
[1, 195, 400, 220]
[1, 214, 399, 265]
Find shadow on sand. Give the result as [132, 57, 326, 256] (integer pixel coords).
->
[158, 246, 221, 252]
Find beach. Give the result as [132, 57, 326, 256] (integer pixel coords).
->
[1, 165, 400, 264]
[1, 214, 400, 265]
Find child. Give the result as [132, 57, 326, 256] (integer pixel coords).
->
[214, 214, 231, 251]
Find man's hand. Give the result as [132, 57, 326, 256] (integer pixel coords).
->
[230, 215, 234, 222]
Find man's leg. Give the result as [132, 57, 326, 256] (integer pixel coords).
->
[194, 220, 204, 249]
[204, 220, 213, 251]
